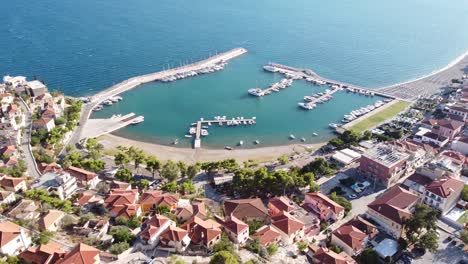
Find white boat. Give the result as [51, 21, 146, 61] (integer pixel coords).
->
[313, 133, 318, 136]
[304, 96, 314, 102]
[225, 146, 233, 150]
[298, 102, 315, 110]
[289, 134, 295, 140]
[131, 116, 144, 124]
[202, 125, 209, 129]
[184, 135, 192, 138]
[254, 140, 260, 145]
[103, 100, 113, 106]
[201, 129, 209, 136]
[263, 65, 278, 72]
[173, 139, 179, 145]
[248, 88, 265, 97]
[189, 127, 196, 134]
[93, 106, 103, 112]
[301, 138, 306, 142]
[238, 141, 244, 146]
[329, 123, 339, 129]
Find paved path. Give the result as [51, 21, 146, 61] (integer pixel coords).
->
[17, 98, 41, 178]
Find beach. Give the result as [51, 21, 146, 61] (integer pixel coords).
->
[99, 134, 325, 164]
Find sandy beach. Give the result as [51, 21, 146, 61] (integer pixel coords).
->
[99, 134, 325, 163]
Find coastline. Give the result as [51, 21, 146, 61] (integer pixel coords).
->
[99, 134, 325, 164]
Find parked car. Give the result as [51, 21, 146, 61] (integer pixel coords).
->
[348, 194, 357, 199]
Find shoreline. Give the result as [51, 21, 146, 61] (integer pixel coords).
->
[99, 134, 325, 163]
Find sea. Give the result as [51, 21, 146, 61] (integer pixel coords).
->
[1, 0, 468, 148]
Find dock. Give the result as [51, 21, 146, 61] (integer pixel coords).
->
[80, 113, 144, 139]
[191, 117, 256, 149]
[301, 86, 342, 108]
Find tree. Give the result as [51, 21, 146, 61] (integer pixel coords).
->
[32, 231, 54, 245]
[110, 226, 135, 244]
[155, 205, 170, 215]
[247, 220, 265, 235]
[115, 168, 133, 182]
[187, 164, 200, 179]
[145, 156, 161, 178]
[130, 148, 146, 171]
[358, 248, 379, 264]
[300, 158, 336, 177]
[213, 233, 234, 253]
[109, 242, 129, 255]
[140, 179, 150, 190]
[329, 244, 342, 253]
[404, 204, 440, 246]
[461, 230, 468, 244]
[96, 181, 110, 194]
[297, 241, 308, 252]
[329, 192, 352, 213]
[209, 250, 238, 264]
[309, 181, 320, 192]
[278, 155, 288, 165]
[161, 181, 178, 192]
[61, 215, 77, 228]
[114, 152, 130, 168]
[180, 180, 196, 194]
[79, 213, 95, 225]
[177, 161, 188, 178]
[161, 160, 180, 181]
[246, 238, 261, 254]
[462, 185, 468, 201]
[416, 230, 438, 252]
[267, 244, 278, 256]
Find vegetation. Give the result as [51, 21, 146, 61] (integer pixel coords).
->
[462, 185, 468, 201]
[187, 163, 201, 179]
[115, 168, 133, 182]
[213, 233, 235, 253]
[300, 158, 336, 177]
[403, 204, 440, 252]
[201, 159, 239, 174]
[24, 189, 72, 212]
[32, 231, 54, 245]
[247, 220, 265, 235]
[0, 160, 28, 177]
[109, 242, 129, 255]
[115, 215, 141, 229]
[266, 244, 278, 255]
[161, 181, 178, 192]
[460, 230, 468, 244]
[329, 192, 352, 213]
[180, 180, 196, 194]
[145, 155, 161, 178]
[297, 241, 308, 252]
[350, 100, 410, 133]
[329, 244, 342, 253]
[161, 160, 180, 181]
[110, 226, 135, 244]
[278, 155, 289, 165]
[210, 250, 239, 264]
[357, 248, 379, 264]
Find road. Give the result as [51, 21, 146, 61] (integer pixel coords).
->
[17, 98, 41, 178]
[413, 229, 468, 264]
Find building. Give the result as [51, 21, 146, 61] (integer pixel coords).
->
[330, 217, 379, 257]
[251, 225, 282, 247]
[140, 191, 179, 213]
[271, 211, 305, 244]
[32, 172, 78, 200]
[140, 214, 173, 246]
[0, 176, 27, 192]
[32, 117, 55, 132]
[0, 221, 32, 256]
[65, 166, 100, 189]
[18, 241, 66, 264]
[56, 243, 101, 264]
[38, 210, 65, 232]
[303, 192, 345, 222]
[403, 173, 433, 197]
[446, 104, 468, 121]
[220, 215, 249, 245]
[223, 198, 269, 223]
[417, 151, 464, 180]
[182, 216, 222, 249]
[366, 186, 419, 238]
[268, 196, 295, 217]
[359, 144, 410, 187]
[417, 131, 449, 147]
[104, 189, 141, 219]
[0, 190, 15, 205]
[451, 137, 468, 155]
[159, 225, 191, 253]
[7, 200, 40, 220]
[74, 219, 110, 239]
[423, 176, 464, 213]
[27, 80, 47, 97]
[309, 247, 357, 264]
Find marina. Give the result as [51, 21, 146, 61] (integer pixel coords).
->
[298, 85, 342, 110]
[247, 78, 294, 97]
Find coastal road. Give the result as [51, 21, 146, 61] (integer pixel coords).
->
[17, 98, 41, 178]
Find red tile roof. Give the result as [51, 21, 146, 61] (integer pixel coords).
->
[65, 166, 97, 182]
[0, 145, 15, 156]
[223, 215, 248, 235]
[332, 225, 366, 252]
[0, 176, 25, 189]
[223, 198, 269, 220]
[182, 216, 221, 246]
[141, 214, 171, 242]
[141, 191, 179, 208]
[56, 243, 100, 264]
[426, 176, 464, 198]
[305, 192, 345, 214]
[313, 247, 357, 264]
[268, 196, 295, 214]
[160, 225, 188, 243]
[18, 241, 66, 264]
[251, 225, 281, 246]
[0, 221, 25, 247]
[271, 211, 305, 236]
[367, 186, 419, 225]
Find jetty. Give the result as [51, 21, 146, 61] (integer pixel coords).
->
[80, 113, 144, 139]
[72, 47, 247, 144]
[248, 78, 293, 97]
[299, 86, 342, 110]
[190, 117, 257, 149]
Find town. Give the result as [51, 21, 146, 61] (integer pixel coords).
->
[0, 72, 468, 264]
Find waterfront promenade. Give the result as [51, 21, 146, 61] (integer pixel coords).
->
[68, 48, 247, 146]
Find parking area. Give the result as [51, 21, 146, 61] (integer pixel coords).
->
[412, 229, 468, 264]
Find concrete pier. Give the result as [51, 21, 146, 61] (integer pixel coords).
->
[80, 113, 144, 139]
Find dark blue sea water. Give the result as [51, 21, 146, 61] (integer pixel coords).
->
[2, 0, 468, 148]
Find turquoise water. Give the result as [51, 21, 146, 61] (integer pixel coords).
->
[2, 0, 468, 148]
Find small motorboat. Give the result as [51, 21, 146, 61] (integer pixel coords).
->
[184, 135, 192, 138]
[301, 138, 306, 142]
[254, 140, 260, 145]
[173, 139, 179, 145]
[225, 146, 233, 150]
[289, 134, 295, 140]
[238, 140, 244, 146]
[313, 133, 318, 136]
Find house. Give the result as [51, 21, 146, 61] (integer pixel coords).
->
[446, 104, 468, 121]
[223, 198, 269, 223]
[74, 219, 110, 239]
[309, 247, 357, 264]
[451, 137, 468, 155]
[218, 215, 249, 245]
[140, 191, 179, 213]
[0, 176, 27, 192]
[0, 93, 13, 105]
[174, 202, 208, 223]
[271, 211, 305, 244]
[251, 225, 282, 247]
[0, 145, 15, 157]
[76, 192, 104, 208]
[32, 117, 55, 132]
[3, 76, 27, 91]
[56, 243, 101, 264]
[104, 189, 141, 219]
[65, 166, 100, 189]
[32, 172, 78, 200]
[0, 190, 15, 205]
[0, 221, 32, 256]
[303, 192, 345, 222]
[39, 162, 62, 174]
[38, 210, 65, 232]
[18, 241, 66, 264]
[366, 186, 419, 238]
[27, 80, 47, 97]
[358, 144, 410, 187]
[141, 214, 173, 246]
[422, 176, 464, 213]
[159, 225, 191, 253]
[417, 151, 464, 180]
[422, 118, 464, 140]
[331, 224, 367, 256]
[110, 180, 131, 191]
[182, 216, 222, 249]
[417, 131, 449, 147]
[7, 199, 40, 220]
[403, 173, 433, 197]
[268, 196, 295, 216]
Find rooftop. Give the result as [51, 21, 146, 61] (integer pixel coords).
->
[363, 144, 409, 168]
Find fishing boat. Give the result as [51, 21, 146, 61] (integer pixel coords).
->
[298, 102, 315, 110]
[248, 88, 265, 97]
[201, 129, 209, 136]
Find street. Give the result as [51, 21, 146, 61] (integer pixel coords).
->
[17, 98, 41, 178]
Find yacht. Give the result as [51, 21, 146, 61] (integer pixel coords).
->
[289, 134, 296, 140]
[263, 65, 278, 72]
[248, 88, 265, 97]
[304, 96, 314, 102]
[313, 132, 318, 136]
[131, 116, 144, 124]
[298, 102, 315, 110]
[103, 100, 113, 106]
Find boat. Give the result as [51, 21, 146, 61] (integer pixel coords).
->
[238, 141, 244, 146]
[329, 123, 339, 129]
[313, 133, 318, 136]
[298, 102, 315, 110]
[202, 125, 209, 129]
[201, 129, 209, 136]
[301, 138, 306, 142]
[103, 100, 113, 106]
[131, 116, 144, 124]
[93, 106, 103, 112]
[248, 88, 265, 97]
[263, 65, 278, 72]
[289, 134, 295, 140]
[184, 135, 193, 138]
[173, 139, 179, 145]
[225, 146, 233, 150]
[254, 140, 260, 145]
[189, 127, 196, 134]
[304, 96, 314, 102]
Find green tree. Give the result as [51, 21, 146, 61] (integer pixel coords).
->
[297, 241, 308, 252]
[110, 226, 135, 243]
[114, 152, 130, 168]
[404, 204, 440, 246]
[278, 155, 289, 165]
[32, 231, 54, 245]
[329, 244, 342, 253]
[213, 233, 234, 253]
[209, 250, 238, 264]
[109, 242, 129, 255]
[247, 220, 265, 235]
[187, 164, 201, 179]
[309, 181, 320, 192]
[162, 181, 178, 192]
[461, 230, 468, 244]
[461, 185, 468, 201]
[416, 230, 438, 252]
[357, 248, 379, 264]
[155, 205, 171, 215]
[180, 180, 196, 194]
[177, 161, 188, 178]
[145, 156, 161, 178]
[115, 168, 133, 182]
[267, 244, 278, 256]
[329, 192, 352, 213]
[140, 179, 150, 190]
[246, 238, 261, 254]
[161, 160, 180, 181]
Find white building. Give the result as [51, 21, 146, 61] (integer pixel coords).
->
[32, 172, 79, 200]
[0, 221, 32, 256]
[451, 137, 468, 155]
